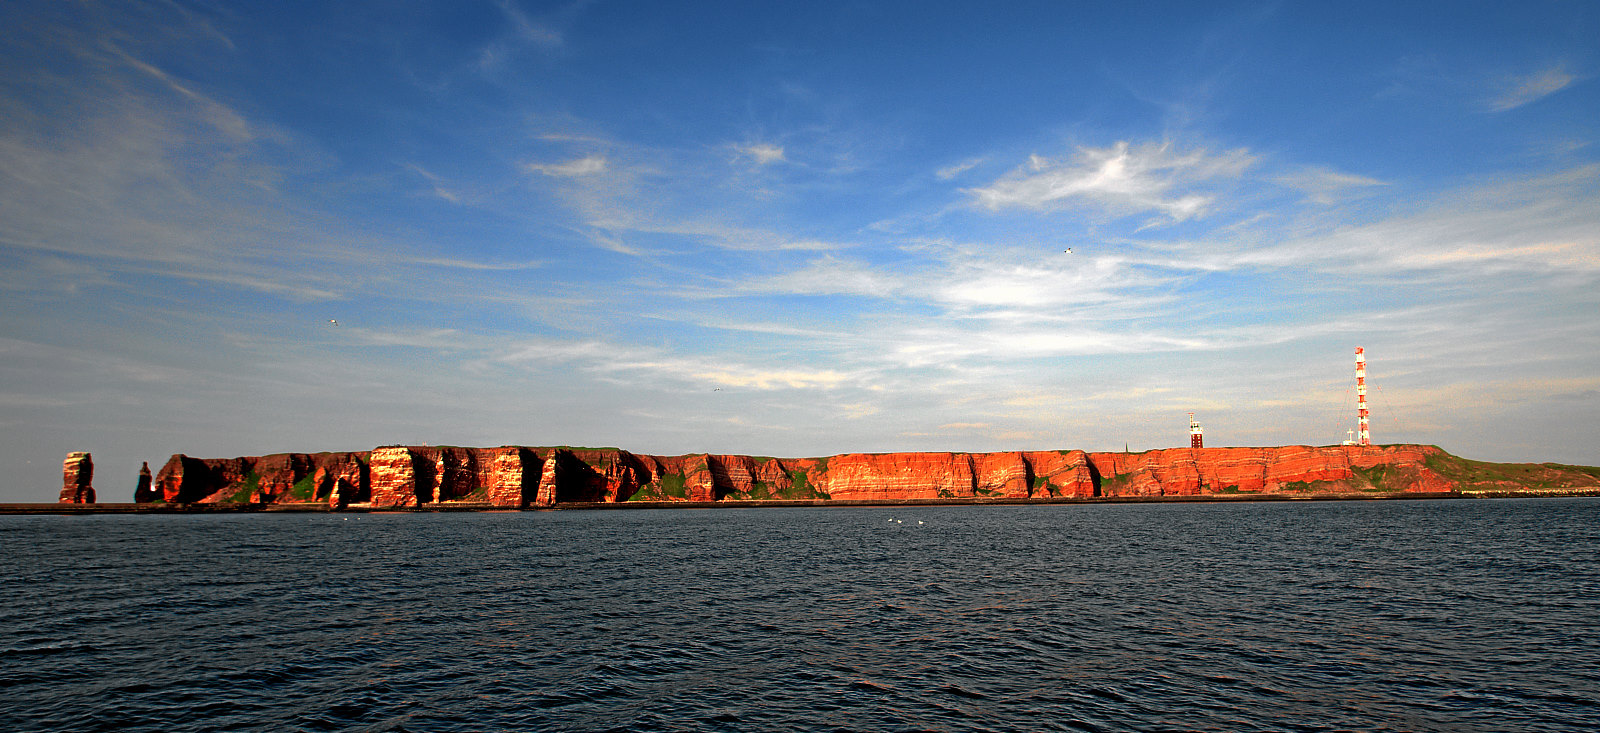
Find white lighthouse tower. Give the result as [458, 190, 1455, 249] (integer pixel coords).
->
[1189, 412, 1204, 449]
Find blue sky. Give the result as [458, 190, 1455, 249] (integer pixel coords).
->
[2, 1, 1597, 501]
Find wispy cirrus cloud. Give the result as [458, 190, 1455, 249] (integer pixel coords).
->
[1273, 166, 1386, 205]
[1488, 65, 1576, 111]
[491, 335, 861, 391]
[0, 44, 357, 301]
[495, 0, 562, 47]
[737, 143, 786, 165]
[587, 213, 849, 253]
[967, 141, 1254, 226]
[730, 255, 903, 297]
[519, 132, 850, 253]
[405, 163, 463, 203]
[524, 154, 607, 177]
[478, 0, 563, 70]
[1224, 165, 1600, 276]
[342, 328, 468, 350]
[401, 256, 542, 271]
[935, 157, 985, 180]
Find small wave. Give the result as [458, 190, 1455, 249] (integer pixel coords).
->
[847, 679, 891, 693]
[935, 684, 987, 700]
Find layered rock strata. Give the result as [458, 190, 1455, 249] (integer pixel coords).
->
[117, 443, 1549, 508]
[59, 452, 95, 504]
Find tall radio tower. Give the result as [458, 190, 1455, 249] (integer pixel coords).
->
[1355, 347, 1370, 446]
[1189, 412, 1204, 448]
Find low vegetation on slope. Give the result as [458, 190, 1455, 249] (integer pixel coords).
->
[1424, 450, 1600, 493]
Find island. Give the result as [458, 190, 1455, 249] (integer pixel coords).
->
[38, 444, 1600, 511]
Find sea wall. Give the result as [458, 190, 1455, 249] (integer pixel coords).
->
[125, 443, 1502, 507]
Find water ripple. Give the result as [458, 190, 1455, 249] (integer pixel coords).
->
[2, 500, 1598, 731]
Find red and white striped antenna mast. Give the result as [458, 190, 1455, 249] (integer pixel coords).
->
[1355, 347, 1371, 446]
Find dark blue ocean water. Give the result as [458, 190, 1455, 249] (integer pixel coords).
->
[3, 499, 1599, 732]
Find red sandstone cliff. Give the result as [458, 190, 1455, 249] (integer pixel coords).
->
[1083, 445, 1454, 496]
[123, 442, 1570, 508]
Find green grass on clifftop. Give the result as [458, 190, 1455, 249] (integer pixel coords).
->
[1425, 450, 1600, 492]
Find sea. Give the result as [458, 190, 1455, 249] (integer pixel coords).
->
[2, 498, 1598, 732]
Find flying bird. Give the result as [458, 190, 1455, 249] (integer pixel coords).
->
[328, 319, 339, 326]
[1063, 248, 1073, 254]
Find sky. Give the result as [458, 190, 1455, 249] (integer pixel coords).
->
[2, 1, 1597, 502]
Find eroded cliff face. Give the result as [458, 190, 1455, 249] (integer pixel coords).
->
[129, 443, 1585, 508]
[153, 451, 372, 505]
[1085, 445, 1452, 496]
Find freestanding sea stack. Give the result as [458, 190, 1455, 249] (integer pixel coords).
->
[59, 452, 95, 504]
[134, 462, 155, 503]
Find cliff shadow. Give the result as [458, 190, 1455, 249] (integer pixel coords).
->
[552, 451, 609, 503]
[414, 454, 438, 503]
[612, 452, 653, 503]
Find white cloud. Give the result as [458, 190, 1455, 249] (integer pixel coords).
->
[402, 256, 543, 271]
[967, 140, 1254, 225]
[513, 138, 849, 252]
[1237, 166, 1600, 276]
[496, 0, 562, 47]
[935, 157, 985, 180]
[733, 255, 901, 297]
[932, 255, 1173, 311]
[839, 402, 882, 419]
[344, 328, 467, 349]
[405, 164, 464, 203]
[478, 0, 562, 69]
[691, 368, 849, 390]
[739, 143, 786, 165]
[1488, 65, 1575, 111]
[591, 232, 647, 257]
[489, 336, 861, 392]
[1274, 166, 1386, 205]
[524, 154, 607, 177]
[583, 208, 848, 252]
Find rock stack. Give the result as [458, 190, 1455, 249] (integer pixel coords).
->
[59, 452, 95, 504]
[133, 462, 156, 502]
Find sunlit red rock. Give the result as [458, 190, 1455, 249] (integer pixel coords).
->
[1021, 450, 1096, 498]
[533, 451, 560, 507]
[59, 452, 95, 504]
[486, 447, 536, 508]
[368, 446, 419, 508]
[818, 452, 977, 501]
[129, 442, 1576, 508]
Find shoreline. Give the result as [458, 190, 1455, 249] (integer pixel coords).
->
[5, 489, 1598, 514]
